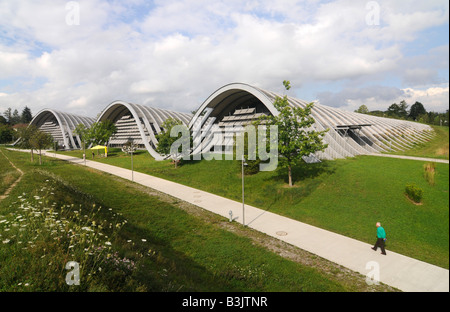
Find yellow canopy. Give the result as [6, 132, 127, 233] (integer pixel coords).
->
[90, 145, 106, 150]
[90, 145, 107, 156]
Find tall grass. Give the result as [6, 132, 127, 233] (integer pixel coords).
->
[423, 162, 436, 186]
[0, 149, 21, 196]
[0, 173, 144, 291]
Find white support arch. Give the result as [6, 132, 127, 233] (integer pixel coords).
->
[27, 109, 95, 150]
[96, 100, 192, 160]
[188, 83, 435, 161]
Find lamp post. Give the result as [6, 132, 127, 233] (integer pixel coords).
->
[127, 139, 136, 182]
[131, 142, 134, 182]
[83, 141, 86, 166]
[242, 155, 247, 226]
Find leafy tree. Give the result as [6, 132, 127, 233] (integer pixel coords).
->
[0, 115, 7, 125]
[17, 125, 39, 162]
[88, 120, 117, 153]
[258, 80, 328, 187]
[387, 100, 408, 119]
[387, 103, 400, 118]
[3, 108, 12, 124]
[3, 107, 32, 125]
[409, 101, 426, 121]
[74, 123, 92, 158]
[21, 106, 33, 124]
[367, 110, 385, 117]
[30, 129, 54, 165]
[0, 124, 14, 144]
[398, 100, 409, 119]
[355, 105, 369, 114]
[156, 118, 188, 168]
[11, 109, 21, 125]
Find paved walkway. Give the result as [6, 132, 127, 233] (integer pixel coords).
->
[9, 149, 450, 292]
[368, 153, 449, 164]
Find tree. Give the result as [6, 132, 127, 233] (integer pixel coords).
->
[88, 120, 117, 154]
[3, 108, 12, 124]
[21, 106, 33, 124]
[355, 105, 369, 114]
[387, 100, 409, 119]
[258, 80, 328, 187]
[16, 125, 39, 162]
[10, 109, 21, 125]
[398, 100, 409, 119]
[387, 103, 400, 118]
[409, 101, 426, 121]
[0, 124, 14, 144]
[74, 123, 92, 159]
[155, 118, 188, 168]
[30, 129, 54, 165]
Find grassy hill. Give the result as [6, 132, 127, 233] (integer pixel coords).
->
[55, 142, 449, 269]
[389, 126, 449, 160]
[1, 127, 447, 291]
[0, 148, 397, 292]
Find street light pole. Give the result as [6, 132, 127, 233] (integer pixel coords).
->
[242, 154, 245, 226]
[131, 147, 134, 182]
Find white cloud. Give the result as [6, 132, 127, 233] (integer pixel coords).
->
[322, 84, 449, 112]
[0, 0, 448, 119]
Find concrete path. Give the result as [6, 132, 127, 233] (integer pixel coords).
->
[8, 149, 449, 292]
[368, 153, 449, 164]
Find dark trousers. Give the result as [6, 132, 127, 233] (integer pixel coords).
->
[373, 238, 386, 254]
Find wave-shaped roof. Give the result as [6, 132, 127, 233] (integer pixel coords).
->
[97, 100, 192, 159]
[189, 83, 434, 160]
[29, 109, 95, 149]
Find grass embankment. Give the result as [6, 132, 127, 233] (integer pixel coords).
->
[59, 144, 449, 269]
[1, 148, 395, 292]
[0, 149, 21, 196]
[390, 125, 449, 159]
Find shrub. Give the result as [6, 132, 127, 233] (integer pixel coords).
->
[405, 183, 423, 203]
[423, 162, 436, 186]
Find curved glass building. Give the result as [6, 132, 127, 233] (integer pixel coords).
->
[29, 109, 95, 150]
[96, 100, 192, 159]
[25, 83, 434, 160]
[189, 83, 434, 161]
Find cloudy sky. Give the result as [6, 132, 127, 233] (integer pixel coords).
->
[0, 0, 448, 119]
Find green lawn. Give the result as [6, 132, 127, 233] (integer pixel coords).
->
[1, 148, 396, 292]
[390, 125, 449, 160]
[57, 147, 449, 269]
[0, 149, 21, 196]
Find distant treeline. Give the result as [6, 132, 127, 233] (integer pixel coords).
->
[1, 106, 33, 125]
[355, 100, 449, 127]
[0, 106, 33, 144]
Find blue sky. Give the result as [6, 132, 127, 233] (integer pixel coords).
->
[0, 0, 448, 118]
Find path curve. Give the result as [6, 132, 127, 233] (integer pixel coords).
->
[0, 149, 24, 201]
